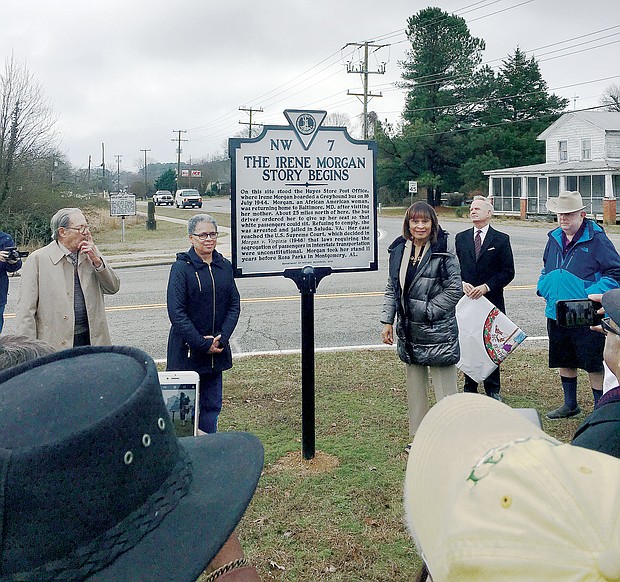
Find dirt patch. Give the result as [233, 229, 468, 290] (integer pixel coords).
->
[267, 450, 340, 476]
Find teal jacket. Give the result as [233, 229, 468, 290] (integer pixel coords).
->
[537, 219, 620, 320]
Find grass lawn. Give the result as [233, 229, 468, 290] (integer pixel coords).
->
[211, 346, 593, 581]
[85, 209, 230, 255]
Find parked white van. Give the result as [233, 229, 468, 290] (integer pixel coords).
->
[174, 189, 202, 209]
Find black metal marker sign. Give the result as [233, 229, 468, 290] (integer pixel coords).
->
[229, 110, 377, 459]
[229, 110, 378, 277]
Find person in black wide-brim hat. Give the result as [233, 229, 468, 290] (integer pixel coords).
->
[0, 345, 263, 581]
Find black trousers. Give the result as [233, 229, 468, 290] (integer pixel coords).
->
[464, 366, 501, 396]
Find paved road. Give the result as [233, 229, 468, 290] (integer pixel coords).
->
[3, 216, 582, 361]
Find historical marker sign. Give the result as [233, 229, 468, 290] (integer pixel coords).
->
[229, 109, 378, 277]
[109, 194, 136, 217]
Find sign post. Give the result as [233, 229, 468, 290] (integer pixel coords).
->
[229, 110, 377, 459]
[408, 180, 418, 205]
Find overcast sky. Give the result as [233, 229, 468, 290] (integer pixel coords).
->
[2, 0, 618, 170]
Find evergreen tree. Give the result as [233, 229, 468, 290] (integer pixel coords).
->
[493, 47, 568, 122]
[154, 168, 177, 192]
[464, 48, 569, 171]
[395, 7, 485, 201]
[401, 7, 485, 125]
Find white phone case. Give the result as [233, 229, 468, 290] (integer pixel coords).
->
[157, 371, 200, 437]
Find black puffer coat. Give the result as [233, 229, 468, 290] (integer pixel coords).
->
[381, 229, 462, 366]
[166, 247, 240, 374]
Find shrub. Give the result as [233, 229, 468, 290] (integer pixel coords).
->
[446, 192, 465, 206]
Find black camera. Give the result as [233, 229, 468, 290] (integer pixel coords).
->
[4, 247, 29, 261]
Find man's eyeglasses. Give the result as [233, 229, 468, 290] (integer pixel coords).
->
[601, 317, 620, 337]
[65, 225, 90, 234]
[192, 232, 218, 240]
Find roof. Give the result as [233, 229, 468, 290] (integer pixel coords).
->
[483, 159, 620, 176]
[538, 111, 620, 140]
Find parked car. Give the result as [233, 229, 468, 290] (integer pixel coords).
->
[175, 188, 202, 209]
[153, 190, 174, 206]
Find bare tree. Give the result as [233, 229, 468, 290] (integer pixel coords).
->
[0, 54, 58, 206]
[323, 112, 352, 128]
[600, 83, 620, 112]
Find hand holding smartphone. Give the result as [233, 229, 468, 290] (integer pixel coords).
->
[556, 299, 603, 328]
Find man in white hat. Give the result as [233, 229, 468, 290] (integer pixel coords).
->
[405, 393, 620, 581]
[537, 191, 620, 419]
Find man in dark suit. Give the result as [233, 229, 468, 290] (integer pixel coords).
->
[455, 196, 515, 399]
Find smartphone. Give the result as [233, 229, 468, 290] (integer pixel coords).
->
[556, 299, 603, 328]
[157, 371, 200, 437]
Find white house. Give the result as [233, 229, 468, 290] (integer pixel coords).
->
[484, 111, 620, 221]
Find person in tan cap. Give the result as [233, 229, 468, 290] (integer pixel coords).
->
[405, 393, 620, 581]
[537, 191, 620, 419]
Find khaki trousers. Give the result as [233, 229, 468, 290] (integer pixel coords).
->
[406, 364, 457, 436]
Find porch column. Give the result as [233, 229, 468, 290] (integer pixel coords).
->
[603, 173, 616, 225]
[520, 176, 527, 220]
[605, 173, 614, 198]
[560, 175, 567, 192]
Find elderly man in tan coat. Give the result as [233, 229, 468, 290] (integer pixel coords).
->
[15, 208, 120, 350]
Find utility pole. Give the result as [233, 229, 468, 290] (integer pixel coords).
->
[101, 143, 106, 195]
[87, 155, 92, 191]
[345, 41, 387, 139]
[115, 154, 122, 193]
[239, 106, 263, 138]
[172, 130, 188, 191]
[140, 148, 151, 198]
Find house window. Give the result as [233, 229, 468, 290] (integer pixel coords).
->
[558, 140, 568, 162]
[549, 177, 560, 198]
[581, 139, 591, 161]
[592, 175, 605, 198]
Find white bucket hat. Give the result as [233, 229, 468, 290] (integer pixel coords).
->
[404, 393, 620, 581]
[546, 191, 586, 213]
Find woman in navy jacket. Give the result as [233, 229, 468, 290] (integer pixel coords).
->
[166, 214, 240, 433]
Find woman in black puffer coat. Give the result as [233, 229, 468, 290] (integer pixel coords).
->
[381, 201, 462, 442]
[166, 214, 240, 434]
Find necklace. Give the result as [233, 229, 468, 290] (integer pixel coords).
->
[410, 246, 423, 264]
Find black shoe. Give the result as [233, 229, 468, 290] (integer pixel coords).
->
[487, 392, 502, 402]
[546, 404, 581, 419]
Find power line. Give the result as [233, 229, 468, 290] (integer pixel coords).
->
[184, 8, 618, 155]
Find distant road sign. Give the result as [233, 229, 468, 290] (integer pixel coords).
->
[408, 180, 418, 194]
[110, 194, 136, 216]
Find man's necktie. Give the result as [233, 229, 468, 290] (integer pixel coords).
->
[474, 229, 482, 259]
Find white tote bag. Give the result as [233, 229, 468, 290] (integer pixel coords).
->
[456, 295, 527, 383]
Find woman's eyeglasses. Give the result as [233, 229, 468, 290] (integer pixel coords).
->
[192, 232, 218, 240]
